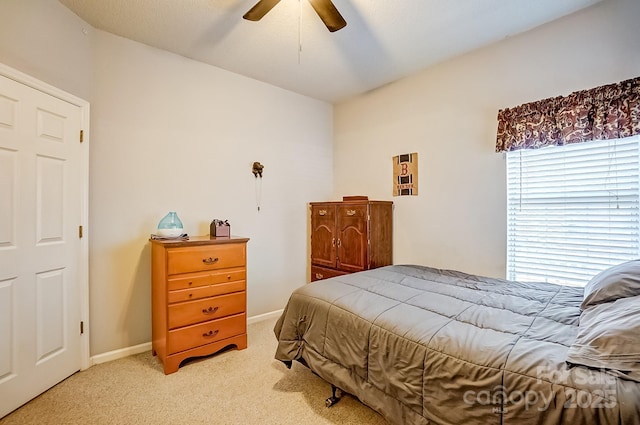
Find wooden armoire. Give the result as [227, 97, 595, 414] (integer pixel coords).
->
[310, 198, 393, 282]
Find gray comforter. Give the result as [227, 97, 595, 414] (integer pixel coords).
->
[274, 265, 640, 424]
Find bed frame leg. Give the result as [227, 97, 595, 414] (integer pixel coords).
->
[325, 384, 343, 407]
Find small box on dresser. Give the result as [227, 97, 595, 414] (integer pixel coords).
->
[150, 235, 249, 374]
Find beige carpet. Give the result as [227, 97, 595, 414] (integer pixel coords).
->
[0, 317, 387, 425]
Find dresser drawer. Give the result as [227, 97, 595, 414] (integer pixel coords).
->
[167, 268, 246, 291]
[167, 272, 211, 291]
[168, 291, 246, 329]
[167, 313, 246, 354]
[168, 280, 246, 304]
[209, 268, 246, 285]
[167, 243, 245, 275]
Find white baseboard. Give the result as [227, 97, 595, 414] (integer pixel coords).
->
[247, 308, 284, 325]
[89, 309, 284, 366]
[91, 341, 152, 366]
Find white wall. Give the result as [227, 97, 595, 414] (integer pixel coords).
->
[89, 31, 333, 355]
[0, 0, 333, 356]
[333, 0, 640, 279]
[0, 0, 91, 100]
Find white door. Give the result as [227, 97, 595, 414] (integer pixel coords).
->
[0, 70, 87, 418]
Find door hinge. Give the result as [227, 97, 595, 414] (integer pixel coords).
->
[80, 321, 84, 334]
[80, 130, 84, 143]
[79, 225, 83, 238]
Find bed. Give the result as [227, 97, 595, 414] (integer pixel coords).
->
[273, 263, 640, 425]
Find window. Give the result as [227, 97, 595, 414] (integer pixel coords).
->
[506, 136, 640, 286]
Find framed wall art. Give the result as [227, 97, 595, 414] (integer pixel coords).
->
[393, 152, 418, 196]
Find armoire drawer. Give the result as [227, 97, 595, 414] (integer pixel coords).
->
[311, 205, 336, 220]
[311, 265, 349, 282]
[167, 313, 246, 354]
[337, 204, 367, 218]
[167, 243, 245, 275]
[168, 291, 246, 329]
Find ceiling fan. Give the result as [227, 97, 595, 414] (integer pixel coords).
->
[243, 0, 347, 32]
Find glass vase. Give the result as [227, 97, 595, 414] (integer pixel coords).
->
[157, 211, 184, 237]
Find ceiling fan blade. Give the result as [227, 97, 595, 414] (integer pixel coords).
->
[243, 0, 282, 21]
[308, 0, 347, 32]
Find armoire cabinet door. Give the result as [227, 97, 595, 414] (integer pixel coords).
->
[310, 204, 336, 268]
[336, 204, 368, 273]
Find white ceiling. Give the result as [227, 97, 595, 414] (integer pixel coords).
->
[59, 0, 602, 103]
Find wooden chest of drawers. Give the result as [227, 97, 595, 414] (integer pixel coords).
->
[150, 235, 249, 374]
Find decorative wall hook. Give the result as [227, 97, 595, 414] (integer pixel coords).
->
[252, 161, 264, 178]
[252, 161, 264, 212]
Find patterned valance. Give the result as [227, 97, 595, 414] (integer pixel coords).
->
[496, 76, 640, 152]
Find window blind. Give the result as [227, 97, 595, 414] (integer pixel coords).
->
[506, 136, 640, 287]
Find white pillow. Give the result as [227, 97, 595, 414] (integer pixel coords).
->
[567, 295, 640, 381]
[581, 260, 640, 310]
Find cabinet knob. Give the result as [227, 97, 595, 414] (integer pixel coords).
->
[315, 273, 324, 279]
[319, 209, 327, 216]
[202, 257, 219, 265]
[346, 209, 356, 216]
[227, 275, 231, 280]
[202, 329, 219, 338]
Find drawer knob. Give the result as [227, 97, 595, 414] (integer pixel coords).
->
[315, 273, 323, 279]
[203, 257, 219, 265]
[202, 329, 219, 338]
[202, 306, 219, 315]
